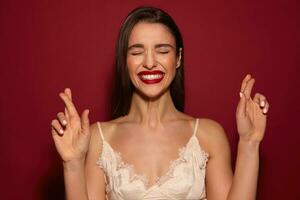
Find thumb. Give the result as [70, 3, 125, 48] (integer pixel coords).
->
[81, 109, 90, 135]
[236, 92, 246, 117]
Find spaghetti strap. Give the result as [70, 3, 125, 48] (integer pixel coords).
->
[192, 118, 199, 136]
[96, 122, 105, 141]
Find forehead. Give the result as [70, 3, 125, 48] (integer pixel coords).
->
[128, 22, 175, 46]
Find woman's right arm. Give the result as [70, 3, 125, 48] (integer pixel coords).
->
[62, 123, 106, 200]
[85, 122, 107, 199]
[51, 88, 106, 200]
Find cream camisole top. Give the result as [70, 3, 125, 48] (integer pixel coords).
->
[96, 118, 209, 200]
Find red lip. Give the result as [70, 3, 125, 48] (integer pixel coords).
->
[137, 70, 164, 75]
[137, 70, 165, 84]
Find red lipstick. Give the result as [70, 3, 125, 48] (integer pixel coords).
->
[137, 70, 165, 84]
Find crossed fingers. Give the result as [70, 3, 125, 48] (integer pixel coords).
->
[51, 88, 79, 135]
[240, 74, 269, 114]
[59, 89, 79, 120]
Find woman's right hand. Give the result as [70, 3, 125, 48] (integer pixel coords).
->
[51, 88, 91, 164]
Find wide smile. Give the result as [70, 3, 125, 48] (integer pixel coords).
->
[137, 70, 165, 84]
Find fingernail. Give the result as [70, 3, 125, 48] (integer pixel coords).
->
[260, 101, 265, 107]
[62, 120, 67, 125]
[263, 107, 267, 113]
[239, 92, 243, 98]
[59, 129, 64, 134]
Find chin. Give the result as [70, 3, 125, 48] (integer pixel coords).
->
[135, 86, 169, 100]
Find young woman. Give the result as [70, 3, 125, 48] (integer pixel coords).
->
[51, 7, 269, 200]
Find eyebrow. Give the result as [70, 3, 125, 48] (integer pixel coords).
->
[127, 43, 175, 50]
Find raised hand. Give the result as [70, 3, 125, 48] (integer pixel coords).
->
[236, 74, 270, 143]
[51, 88, 91, 163]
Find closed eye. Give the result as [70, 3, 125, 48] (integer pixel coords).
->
[155, 43, 174, 54]
[158, 51, 170, 54]
[130, 51, 144, 55]
[156, 47, 171, 54]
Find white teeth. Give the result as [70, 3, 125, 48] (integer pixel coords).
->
[140, 74, 163, 80]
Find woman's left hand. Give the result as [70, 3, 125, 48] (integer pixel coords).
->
[236, 74, 270, 143]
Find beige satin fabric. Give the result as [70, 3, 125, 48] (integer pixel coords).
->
[96, 119, 209, 200]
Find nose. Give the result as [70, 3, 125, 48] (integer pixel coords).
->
[143, 50, 156, 69]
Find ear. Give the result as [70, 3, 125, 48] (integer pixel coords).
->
[176, 48, 182, 69]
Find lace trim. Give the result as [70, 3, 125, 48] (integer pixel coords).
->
[155, 146, 188, 186]
[97, 134, 210, 192]
[115, 151, 149, 184]
[113, 145, 188, 189]
[96, 143, 113, 194]
[96, 142, 107, 169]
[200, 150, 209, 169]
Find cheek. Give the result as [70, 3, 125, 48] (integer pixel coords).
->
[126, 56, 142, 86]
[160, 55, 177, 73]
[126, 56, 142, 72]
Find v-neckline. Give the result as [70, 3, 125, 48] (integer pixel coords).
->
[98, 118, 201, 191]
[102, 133, 196, 191]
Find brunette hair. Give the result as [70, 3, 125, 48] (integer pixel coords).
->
[111, 6, 184, 119]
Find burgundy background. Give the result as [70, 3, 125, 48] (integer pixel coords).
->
[1, 0, 299, 199]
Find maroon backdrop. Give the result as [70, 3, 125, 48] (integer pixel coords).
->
[1, 0, 299, 199]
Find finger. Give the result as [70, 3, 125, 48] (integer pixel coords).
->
[65, 88, 72, 101]
[59, 93, 79, 119]
[51, 127, 60, 137]
[65, 107, 70, 121]
[238, 74, 252, 116]
[253, 93, 266, 107]
[51, 127, 64, 138]
[81, 109, 90, 135]
[237, 91, 247, 117]
[240, 74, 252, 93]
[64, 88, 72, 120]
[57, 112, 68, 127]
[243, 78, 255, 100]
[262, 101, 270, 114]
[51, 119, 64, 135]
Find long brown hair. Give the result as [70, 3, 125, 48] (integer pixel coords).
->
[111, 6, 185, 119]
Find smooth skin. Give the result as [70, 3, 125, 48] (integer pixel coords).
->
[51, 22, 269, 200]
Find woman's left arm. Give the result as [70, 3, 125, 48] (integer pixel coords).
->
[228, 74, 269, 200]
[205, 74, 270, 200]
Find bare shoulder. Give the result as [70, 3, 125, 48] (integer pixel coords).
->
[86, 119, 121, 164]
[198, 118, 227, 138]
[197, 118, 231, 157]
[86, 122, 102, 157]
[89, 116, 127, 143]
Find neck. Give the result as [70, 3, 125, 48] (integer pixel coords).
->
[127, 90, 179, 127]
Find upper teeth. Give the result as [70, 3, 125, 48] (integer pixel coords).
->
[141, 74, 163, 80]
